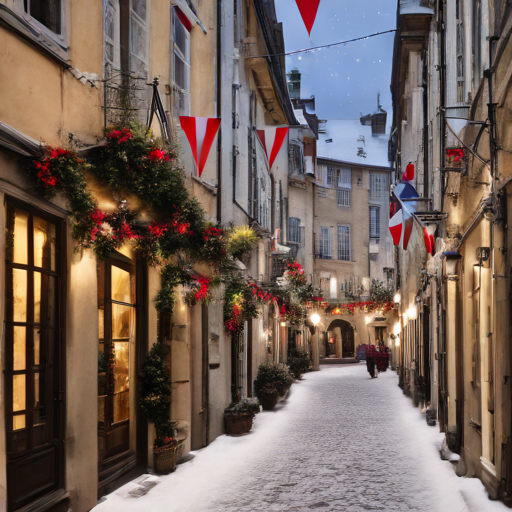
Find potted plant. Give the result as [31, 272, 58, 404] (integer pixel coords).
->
[153, 422, 179, 474]
[257, 383, 280, 411]
[227, 225, 258, 261]
[224, 398, 259, 435]
[254, 362, 293, 409]
[139, 342, 179, 474]
[287, 349, 311, 379]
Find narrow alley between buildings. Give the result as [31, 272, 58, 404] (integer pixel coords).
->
[94, 366, 505, 512]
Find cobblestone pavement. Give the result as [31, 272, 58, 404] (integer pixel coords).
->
[95, 365, 506, 512]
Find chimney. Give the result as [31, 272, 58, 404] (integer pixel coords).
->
[371, 93, 387, 135]
[287, 68, 301, 100]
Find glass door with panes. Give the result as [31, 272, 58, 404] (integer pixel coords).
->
[4, 201, 63, 511]
[98, 259, 136, 478]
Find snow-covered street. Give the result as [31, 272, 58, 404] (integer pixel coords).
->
[94, 365, 508, 512]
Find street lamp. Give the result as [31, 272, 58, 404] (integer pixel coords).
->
[310, 313, 321, 371]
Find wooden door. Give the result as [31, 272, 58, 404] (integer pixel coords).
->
[4, 200, 64, 511]
[98, 258, 136, 481]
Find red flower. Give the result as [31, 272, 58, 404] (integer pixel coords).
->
[91, 226, 99, 241]
[148, 221, 168, 238]
[91, 209, 106, 225]
[147, 148, 170, 162]
[117, 222, 136, 241]
[108, 128, 132, 144]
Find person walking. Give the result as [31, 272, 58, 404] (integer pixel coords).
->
[366, 345, 376, 378]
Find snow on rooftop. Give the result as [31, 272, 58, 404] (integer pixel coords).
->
[400, 0, 434, 15]
[293, 108, 308, 126]
[317, 119, 391, 168]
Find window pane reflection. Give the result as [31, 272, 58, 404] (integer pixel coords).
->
[13, 415, 26, 431]
[12, 269, 27, 322]
[13, 375, 26, 412]
[34, 217, 56, 270]
[113, 390, 129, 423]
[113, 342, 129, 393]
[111, 266, 132, 303]
[112, 304, 134, 339]
[13, 209, 29, 265]
[13, 327, 26, 371]
[34, 329, 40, 366]
[34, 271, 41, 323]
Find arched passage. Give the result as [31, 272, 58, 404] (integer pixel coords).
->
[326, 319, 355, 358]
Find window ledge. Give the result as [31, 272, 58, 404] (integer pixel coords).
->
[0, 5, 70, 68]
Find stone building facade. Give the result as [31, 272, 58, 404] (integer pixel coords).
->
[390, 0, 512, 503]
[0, 1, 297, 510]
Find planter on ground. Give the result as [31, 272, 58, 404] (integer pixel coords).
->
[223, 398, 259, 435]
[153, 443, 177, 474]
[258, 390, 279, 410]
[224, 412, 254, 435]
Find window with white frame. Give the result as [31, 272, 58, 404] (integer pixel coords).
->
[370, 206, 380, 238]
[173, 6, 191, 116]
[456, 0, 465, 103]
[338, 226, 350, 261]
[337, 189, 350, 207]
[24, 0, 62, 35]
[369, 173, 386, 199]
[104, 0, 120, 70]
[338, 168, 351, 188]
[130, 0, 149, 76]
[319, 227, 332, 259]
[327, 166, 337, 186]
[289, 217, 301, 244]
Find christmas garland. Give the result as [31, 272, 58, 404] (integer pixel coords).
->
[29, 137, 323, 335]
[30, 126, 226, 265]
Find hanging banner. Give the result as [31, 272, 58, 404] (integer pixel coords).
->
[295, 0, 321, 36]
[256, 127, 289, 172]
[179, 116, 221, 177]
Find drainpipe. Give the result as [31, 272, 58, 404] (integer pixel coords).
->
[485, 35, 499, 467]
[216, 0, 222, 224]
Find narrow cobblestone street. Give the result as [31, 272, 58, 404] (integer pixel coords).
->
[95, 365, 506, 512]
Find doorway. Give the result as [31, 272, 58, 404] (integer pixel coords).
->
[4, 200, 65, 511]
[97, 254, 146, 492]
[326, 319, 355, 358]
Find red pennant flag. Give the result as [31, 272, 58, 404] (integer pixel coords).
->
[256, 127, 289, 171]
[180, 117, 221, 177]
[389, 198, 402, 246]
[429, 234, 436, 256]
[295, 0, 321, 36]
[403, 163, 415, 181]
[423, 227, 431, 254]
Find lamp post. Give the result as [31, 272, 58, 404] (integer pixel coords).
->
[311, 313, 321, 371]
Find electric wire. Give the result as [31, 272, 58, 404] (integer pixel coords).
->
[245, 29, 397, 59]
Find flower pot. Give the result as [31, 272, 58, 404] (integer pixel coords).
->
[224, 412, 253, 435]
[153, 444, 177, 474]
[258, 391, 279, 411]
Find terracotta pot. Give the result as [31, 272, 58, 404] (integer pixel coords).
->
[258, 391, 279, 410]
[153, 444, 177, 474]
[224, 413, 253, 435]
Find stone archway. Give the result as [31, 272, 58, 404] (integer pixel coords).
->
[326, 319, 356, 358]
